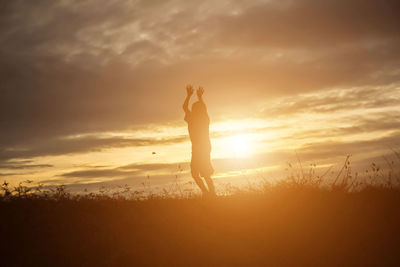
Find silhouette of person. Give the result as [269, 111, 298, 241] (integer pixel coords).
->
[183, 85, 215, 196]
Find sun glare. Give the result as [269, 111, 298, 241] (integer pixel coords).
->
[225, 134, 254, 158]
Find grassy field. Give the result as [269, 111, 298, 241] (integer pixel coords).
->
[1, 157, 400, 266]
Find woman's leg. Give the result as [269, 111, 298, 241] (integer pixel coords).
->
[204, 176, 216, 195]
[193, 176, 208, 194]
[191, 168, 208, 194]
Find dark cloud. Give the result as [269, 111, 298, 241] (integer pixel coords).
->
[214, 0, 400, 48]
[0, 135, 187, 162]
[285, 116, 400, 141]
[60, 168, 129, 179]
[251, 131, 400, 172]
[0, 163, 53, 170]
[298, 131, 400, 161]
[59, 161, 187, 179]
[0, 160, 53, 179]
[0, 172, 33, 177]
[118, 162, 182, 171]
[263, 85, 400, 117]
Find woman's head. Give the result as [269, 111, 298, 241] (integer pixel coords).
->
[192, 101, 207, 114]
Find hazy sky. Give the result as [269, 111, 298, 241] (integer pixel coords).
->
[1, 0, 399, 191]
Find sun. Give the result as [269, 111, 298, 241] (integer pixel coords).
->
[225, 134, 254, 158]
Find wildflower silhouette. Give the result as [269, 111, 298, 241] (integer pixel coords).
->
[183, 85, 215, 196]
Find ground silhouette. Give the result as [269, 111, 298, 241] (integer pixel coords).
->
[1, 177, 400, 266]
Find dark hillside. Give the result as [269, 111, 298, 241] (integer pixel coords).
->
[1, 186, 400, 266]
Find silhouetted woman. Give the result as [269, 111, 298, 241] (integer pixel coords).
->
[183, 85, 215, 196]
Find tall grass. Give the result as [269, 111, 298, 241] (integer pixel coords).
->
[2, 152, 399, 201]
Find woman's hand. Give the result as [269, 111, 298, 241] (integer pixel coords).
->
[186, 85, 194, 97]
[197, 87, 204, 98]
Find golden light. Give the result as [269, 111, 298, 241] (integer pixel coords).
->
[224, 134, 254, 158]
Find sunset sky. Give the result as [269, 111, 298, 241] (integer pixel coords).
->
[1, 0, 399, 191]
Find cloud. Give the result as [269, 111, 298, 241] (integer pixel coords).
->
[60, 168, 129, 179]
[0, 0, 399, 170]
[58, 161, 187, 180]
[0, 163, 53, 170]
[284, 115, 400, 141]
[263, 84, 400, 117]
[0, 135, 187, 162]
[297, 131, 400, 161]
[213, 0, 400, 48]
[0, 160, 54, 178]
